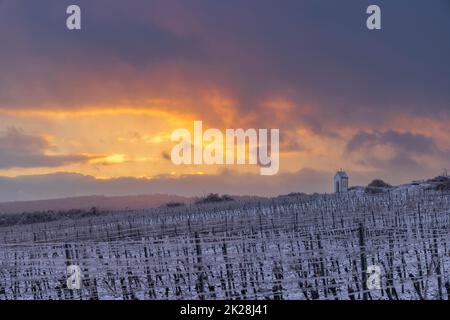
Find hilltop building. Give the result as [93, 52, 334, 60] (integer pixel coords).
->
[334, 170, 349, 193]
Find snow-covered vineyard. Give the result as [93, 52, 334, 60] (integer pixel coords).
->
[0, 189, 449, 300]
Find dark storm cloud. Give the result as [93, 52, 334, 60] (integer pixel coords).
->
[346, 131, 444, 156]
[345, 130, 450, 173]
[0, 0, 448, 128]
[0, 128, 93, 169]
[148, 0, 450, 125]
[0, 1, 206, 64]
[0, 0, 208, 108]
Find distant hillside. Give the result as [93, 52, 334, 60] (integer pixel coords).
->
[1, 175, 448, 215]
[0, 194, 194, 214]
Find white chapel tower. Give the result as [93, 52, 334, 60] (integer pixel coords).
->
[334, 170, 349, 193]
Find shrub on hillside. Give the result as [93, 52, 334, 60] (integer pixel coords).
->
[196, 193, 235, 204]
[367, 179, 392, 188]
[166, 202, 185, 208]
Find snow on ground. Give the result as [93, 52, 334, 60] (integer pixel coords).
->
[0, 188, 449, 300]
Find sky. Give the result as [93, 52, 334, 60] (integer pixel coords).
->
[0, 0, 449, 201]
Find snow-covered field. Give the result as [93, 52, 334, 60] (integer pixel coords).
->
[0, 188, 449, 300]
